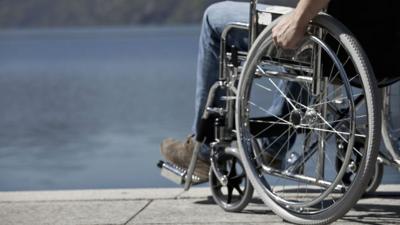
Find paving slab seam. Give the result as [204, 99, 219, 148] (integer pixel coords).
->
[0, 196, 210, 204]
[84, 224, 121, 225]
[173, 196, 212, 200]
[173, 189, 189, 199]
[130, 223, 277, 225]
[0, 199, 158, 204]
[123, 199, 153, 225]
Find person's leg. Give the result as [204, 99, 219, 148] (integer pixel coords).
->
[192, 1, 302, 162]
[192, 1, 249, 136]
[194, 4, 308, 167]
[161, 1, 250, 180]
[161, 1, 300, 173]
[191, 1, 251, 160]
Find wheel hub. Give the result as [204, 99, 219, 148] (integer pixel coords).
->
[289, 109, 303, 126]
[302, 108, 319, 126]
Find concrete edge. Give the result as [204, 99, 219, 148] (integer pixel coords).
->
[0, 187, 211, 202]
[0, 184, 398, 203]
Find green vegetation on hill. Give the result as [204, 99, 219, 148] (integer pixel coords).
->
[0, 0, 297, 28]
[0, 0, 219, 28]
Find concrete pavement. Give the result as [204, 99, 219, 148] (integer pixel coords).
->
[0, 185, 399, 225]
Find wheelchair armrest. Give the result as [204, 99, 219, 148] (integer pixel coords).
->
[264, 5, 294, 15]
[257, 5, 294, 26]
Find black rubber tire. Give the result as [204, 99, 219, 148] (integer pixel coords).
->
[363, 161, 384, 196]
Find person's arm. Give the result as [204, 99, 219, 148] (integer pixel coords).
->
[272, 0, 330, 49]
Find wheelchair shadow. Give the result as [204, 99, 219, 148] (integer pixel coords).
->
[341, 203, 400, 224]
[194, 196, 274, 215]
[194, 196, 265, 205]
[340, 191, 400, 224]
[363, 191, 400, 199]
[193, 191, 400, 223]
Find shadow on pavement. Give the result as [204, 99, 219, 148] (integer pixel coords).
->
[192, 191, 400, 224]
[341, 202, 400, 225]
[193, 196, 274, 215]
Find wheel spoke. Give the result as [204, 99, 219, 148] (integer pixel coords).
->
[228, 158, 237, 177]
[249, 101, 292, 125]
[295, 125, 366, 138]
[235, 184, 244, 195]
[212, 183, 223, 189]
[230, 173, 246, 183]
[227, 186, 234, 204]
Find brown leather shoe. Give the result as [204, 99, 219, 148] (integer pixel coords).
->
[160, 135, 210, 182]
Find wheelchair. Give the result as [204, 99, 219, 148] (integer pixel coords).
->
[158, 0, 399, 224]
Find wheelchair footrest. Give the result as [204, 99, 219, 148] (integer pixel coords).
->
[157, 160, 203, 185]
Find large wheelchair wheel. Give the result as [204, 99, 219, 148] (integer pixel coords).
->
[236, 13, 380, 224]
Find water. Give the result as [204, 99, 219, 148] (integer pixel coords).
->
[0, 26, 399, 191]
[0, 26, 199, 191]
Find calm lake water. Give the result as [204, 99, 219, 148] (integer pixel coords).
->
[0, 26, 399, 191]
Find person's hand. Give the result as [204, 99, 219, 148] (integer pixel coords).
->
[272, 12, 308, 49]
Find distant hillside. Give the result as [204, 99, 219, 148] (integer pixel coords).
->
[0, 0, 297, 28]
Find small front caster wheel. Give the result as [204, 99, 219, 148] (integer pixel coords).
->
[209, 151, 254, 212]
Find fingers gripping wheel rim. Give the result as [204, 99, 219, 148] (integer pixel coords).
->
[209, 149, 254, 212]
[236, 14, 380, 224]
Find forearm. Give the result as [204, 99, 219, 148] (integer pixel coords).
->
[293, 0, 330, 28]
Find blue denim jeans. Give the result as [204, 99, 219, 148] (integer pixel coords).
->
[192, 1, 296, 159]
[192, 1, 250, 136]
[191, 1, 249, 159]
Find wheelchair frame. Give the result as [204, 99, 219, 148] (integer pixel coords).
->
[159, 0, 399, 223]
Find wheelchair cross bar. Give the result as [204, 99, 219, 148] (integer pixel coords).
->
[249, 0, 258, 47]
